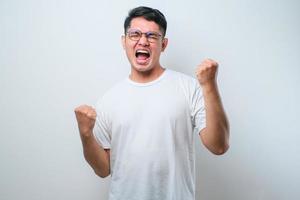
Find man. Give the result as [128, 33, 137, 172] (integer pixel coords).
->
[75, 6, 229, 200]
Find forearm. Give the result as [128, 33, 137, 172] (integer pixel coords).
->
[201, 82, 230, 155]
[80, 132, 110, 177]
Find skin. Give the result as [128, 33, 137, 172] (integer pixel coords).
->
[74, 17, 229, 178]
[196, 59, 230, 155]
[74, 105, 110, 177]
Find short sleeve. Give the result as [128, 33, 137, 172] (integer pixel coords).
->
[93, 100, 111, 149]
[190, 80, 206, 134]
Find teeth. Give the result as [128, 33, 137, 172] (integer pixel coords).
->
[136, 50, 149, 54]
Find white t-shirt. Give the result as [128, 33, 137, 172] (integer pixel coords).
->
[93, 69, 206, 200]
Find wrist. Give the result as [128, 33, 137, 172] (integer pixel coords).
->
[80, 130, 95, 142]
[200, 81, 218, 93]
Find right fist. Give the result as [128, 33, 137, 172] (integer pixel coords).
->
[74, 105, 97, 137]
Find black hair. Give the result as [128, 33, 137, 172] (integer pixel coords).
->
[124, 6, 167, 37]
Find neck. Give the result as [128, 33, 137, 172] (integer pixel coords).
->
[129, 66, 165, 83]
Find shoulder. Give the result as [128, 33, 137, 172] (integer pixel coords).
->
[166, 69, 199, 89]
[95, 79, 128, 109]
[104, 79, 128, 97]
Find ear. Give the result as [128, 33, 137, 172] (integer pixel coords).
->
[161, 38, 168, 52]
[121, 35, 126, 50]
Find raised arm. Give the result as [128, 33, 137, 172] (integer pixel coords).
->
[74, 105, 110, 177]
[196, 59, 230, 155]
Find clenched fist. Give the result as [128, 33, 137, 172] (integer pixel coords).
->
[196, 59, 218, 86]
[74, 105, 97, 137]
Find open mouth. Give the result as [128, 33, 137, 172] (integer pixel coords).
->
[135, 49, 150, 61]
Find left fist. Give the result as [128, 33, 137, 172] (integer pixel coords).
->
[196, 58, 218, 86]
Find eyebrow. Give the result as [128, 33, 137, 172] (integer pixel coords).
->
[128, 28, 161, 34]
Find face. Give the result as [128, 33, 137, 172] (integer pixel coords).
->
[122, 17, 168, 73]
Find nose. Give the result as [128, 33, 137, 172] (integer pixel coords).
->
[138, 34, 149, 46]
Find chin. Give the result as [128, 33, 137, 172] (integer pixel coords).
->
[133, 63, 154, 73]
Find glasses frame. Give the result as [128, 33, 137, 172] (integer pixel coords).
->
[126, 29, 163, 43]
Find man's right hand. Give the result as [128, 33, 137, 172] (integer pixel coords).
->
[74, 105, 97, 138]
[74, 105, 111, 177]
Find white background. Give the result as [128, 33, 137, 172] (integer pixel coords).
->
[1, 0, 299, 199]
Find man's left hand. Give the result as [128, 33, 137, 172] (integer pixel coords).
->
[196, 59, 218, 86]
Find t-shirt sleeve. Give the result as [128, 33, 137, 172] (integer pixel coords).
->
[93, 100, 111, 149]
[190, 79, 206, 134]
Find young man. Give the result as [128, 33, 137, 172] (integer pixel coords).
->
[75, 6, 229, 200]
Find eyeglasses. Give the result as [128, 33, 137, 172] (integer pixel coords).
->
[126, 29, 163, 43]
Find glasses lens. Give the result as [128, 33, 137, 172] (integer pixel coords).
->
[128, 30, 141, 41]
[146, 32, 160, 42]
